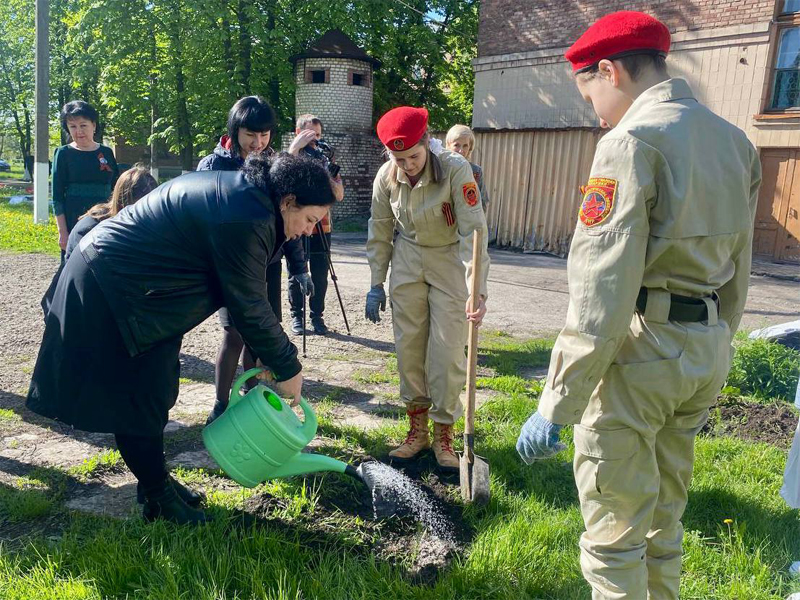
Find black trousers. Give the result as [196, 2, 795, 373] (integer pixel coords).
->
[115, 433, 167, 491]
[288, 232, 330, 319]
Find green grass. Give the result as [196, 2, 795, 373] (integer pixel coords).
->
[479, 331, 554, 376]
[0, 466, 72, 523]
[0, 161, 29, 181]
[1, 391, 798, 599]
[0, 409, 21, 424]
[0, 317, 798, 595]
[67, 450, 123, 482]
[352, 354, 400, 385]
[178, 374, 214, 385]
[334, 217, 368, 233]
[0, 191, 59, 255]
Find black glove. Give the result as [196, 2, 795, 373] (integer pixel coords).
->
[365, 284, 386, 323]
[289, 272, 315, 297]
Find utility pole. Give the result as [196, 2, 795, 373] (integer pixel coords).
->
[33, 0, 50, 224]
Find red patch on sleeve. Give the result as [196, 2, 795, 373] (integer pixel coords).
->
[578, 177, 617, 227]
[462, 182, 479, 207]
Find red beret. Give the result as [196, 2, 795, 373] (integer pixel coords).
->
[376, 106, 429, 152]
[565, 11, 670, 73]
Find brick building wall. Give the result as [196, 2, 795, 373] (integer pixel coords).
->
[479, 0, 776, 57]
[472, 21, 775, 141]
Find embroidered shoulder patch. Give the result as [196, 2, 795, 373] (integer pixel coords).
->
[462, 182, 479, 207]
[579, 177, 617, 227]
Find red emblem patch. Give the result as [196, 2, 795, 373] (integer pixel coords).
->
[579, 177, 617, 227]
[393, 139, 405, 151]
[462, 182, 478, 207]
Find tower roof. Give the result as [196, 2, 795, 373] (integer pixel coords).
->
[290, 29, 382, 68]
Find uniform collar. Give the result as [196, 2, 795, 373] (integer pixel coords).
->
[618, 78, 695, 127]
[395, 151, 433, 188]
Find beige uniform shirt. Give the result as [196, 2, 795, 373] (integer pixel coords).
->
[539, 78, 762, 425]
[367, 149, 490, 297]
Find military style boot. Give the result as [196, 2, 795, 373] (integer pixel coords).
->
[432, 422, 459, 471]
[388, 407, 430, 462]
[142, 479, 210, 525]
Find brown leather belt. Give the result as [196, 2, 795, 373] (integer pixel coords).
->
[635, 288, 719, 323]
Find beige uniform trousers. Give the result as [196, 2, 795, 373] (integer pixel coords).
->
[389, 236, 467, 424]
[574, 291, 731, 600]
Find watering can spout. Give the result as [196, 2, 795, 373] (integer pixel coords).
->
[269, 451, 349, 479]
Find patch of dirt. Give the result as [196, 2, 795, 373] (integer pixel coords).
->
[242, 457, 474, 585]
[702, 398, 798, 449]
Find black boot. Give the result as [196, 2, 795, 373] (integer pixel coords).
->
[142, 481, 210, 525]
[137, 475, 204, 507]
[311, 316, 329, 335]
[206, 400, 228, 425]
[290, 315, 304, 335]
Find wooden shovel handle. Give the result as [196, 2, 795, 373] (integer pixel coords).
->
[464, 228, 483, 440]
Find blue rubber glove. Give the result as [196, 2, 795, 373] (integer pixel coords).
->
[516, 411, 566, 464]
[289, 272, 314, 297]
[365, 284, 386, 323]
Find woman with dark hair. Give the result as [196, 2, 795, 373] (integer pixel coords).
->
[27, 153, 336, 525]
[197, 95, 275, 171]
[197, 96, 312, 425]
[53, 100, 120, 261]
[42, 166, 158, 318]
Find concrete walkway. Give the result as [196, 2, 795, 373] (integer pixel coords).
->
[332, 233, 800, 335]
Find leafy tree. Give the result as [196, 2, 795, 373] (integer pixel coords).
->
[1, 0, 479, 167]
[0, 0, 34, 170]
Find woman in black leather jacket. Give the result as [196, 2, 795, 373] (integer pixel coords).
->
[26, 153, 336, 525]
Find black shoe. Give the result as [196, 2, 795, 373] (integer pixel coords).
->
[137, 475, 205, 507]
[311, 317, 329, 335]
[142, 483, 210, 525]
[205, 400, 228, 425]
[290, 316, 304, 335]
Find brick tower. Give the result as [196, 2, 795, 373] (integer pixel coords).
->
[286, 29, 385, 220]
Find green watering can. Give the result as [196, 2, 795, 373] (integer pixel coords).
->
[202, 368, 355, 487]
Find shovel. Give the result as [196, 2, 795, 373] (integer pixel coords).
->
[459, 228, 490, 505]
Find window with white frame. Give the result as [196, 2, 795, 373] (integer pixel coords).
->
[771, 27, 800, 110]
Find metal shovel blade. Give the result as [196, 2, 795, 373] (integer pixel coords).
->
[459, 451, 490, 506]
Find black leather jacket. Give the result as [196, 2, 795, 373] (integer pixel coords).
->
[197, 140, 305, 274]
[79, 170, 301, 380]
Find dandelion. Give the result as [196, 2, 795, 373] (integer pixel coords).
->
[723, 518, 733, 524]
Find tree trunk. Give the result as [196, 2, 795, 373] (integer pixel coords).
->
[221, 2, 235, 78]
[266, 2, 280, 113]
[149, 33, 159, 180]
[236, 0, 252, 94]
[169, 11, 193, 172]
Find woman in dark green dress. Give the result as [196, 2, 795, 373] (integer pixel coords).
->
[53, 101, 119, 261]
